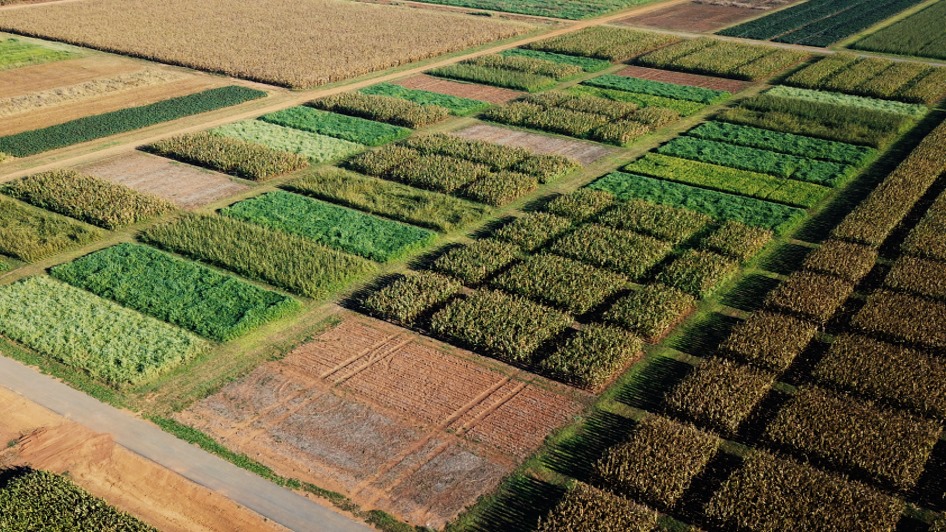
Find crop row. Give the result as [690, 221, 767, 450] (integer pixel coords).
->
[500, 48, 612, 73]
[210, 120, 364, 163]
[360, 82, 488, 116]
[141, 213, 375, 299]
[260, 106, 410, 146]
[903, 189, 946, 262]
[284, 166, 488, 232]
[221, 191, 435, 262]
[581, 74, 727, 104]
[0, 276, 206, 386]
[0, 469, 155, 531]
[0, 86, 266, 157]
[1, 169, 174, 229]
[536, 482, 658, 531]
[310, 92, 449, 128]
[524, 26, 679, 62]
[784, 54, 946, 104]
[429, 62, 559, 92]
[51, 243, 300, 342]
[571, 84, 706, 116]
[635, 38, 807, 81]
[145, 132, 309, 181]
[0, 195, 102, 262]
[590, 172, 806, 233]
[624, 153, 831, 208]
[832, 119, 946, 246]
[768, 85, 927, 118]
[853, 0, 946, 62]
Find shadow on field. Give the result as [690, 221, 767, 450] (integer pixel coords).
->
[459, 475, 564, 532]
[719, 273, 781, 312]
[757, 242, 811, 275]
[542, 410, 637, 482]
[914, 439, 946, 512]
[615, 356, 693, 412]
[667, 312, 741, 357]
[0, 466, 31, 489]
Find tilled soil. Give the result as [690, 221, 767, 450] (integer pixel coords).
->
[615, 1, 764, 32]
[178, 312, 586, 529]
[452, 122, 619, 164]
[395, 74, 524, 104]
[617, 64, 751, 93]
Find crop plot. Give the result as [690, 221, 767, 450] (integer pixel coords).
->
[78, 152, 249, 209]
[0, 0, 531, 88]
[175, 313, 584, 529]
[396, 0, 660, 19]
[452, 123, 619, 164]
[718, 0, 927, 46]
[0, 37, 75, 71]
[394, 74, 524, 105]
[783, 55, 946, 105]
[210, 120, 364, 163]
[853, 0, 946, 61]
[615, 65, 749, 93]
[615, 2, 767, 32]
[635, 38, 808, 81]
[0, 195, 102, 262]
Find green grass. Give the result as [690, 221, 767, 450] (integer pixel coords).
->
[766, 86, 927, 118]
[0, 195, 103, 262]
[500, 48, 612, 72]
[141, 213, 375, 299]
[429, 63, 558, 92]
[853, 1, 946, 62]
[222, 191, 436, 262]
[0, 86, 266, 157]
[50, 243, 300, 342]
[0, 38, 75, 71]
[260, 106, 410, 147]
[589, 172, 805, 233]
[360, 83, 489, 116]
[0, 276, 207, 386]
[582, 74, 728, 104]
[284, 166, 489, 232]
[570, 85, 706, 116]
[210, 120, 364, 163]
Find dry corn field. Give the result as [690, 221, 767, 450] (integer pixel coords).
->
[0, 0, 532, 88]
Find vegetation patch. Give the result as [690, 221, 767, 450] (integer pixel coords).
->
[903, 191, 946, 262]
[145, 132, 308, 181]
[596, 197, 711, 244]
[698, 221, 772, 262]
[603, 283, 695, 342]
[1, 169, 174, 229]
[720, 311, 817, 372]
[222, 191, 435, 262]
[500, 48, 612, 73]
[524, 27, 679, 62]
[764, 270, 854, 324]
[550, 223, 672, 279]
[210, 120, 364, 163]
[801, 239, 877, 283]
[767, 86, 926, 118]
[582, 74, 728, 104]
[853, 290, 946, 350]
[260, 106, 410, 147]
[310, 92, 450, 128]
[430, 239, 520, 285]
[884, 255, 946, 301]
[545, 189, 615, 223]
[539, 324, 643, 390]
[492, 212, 573, 252]
[536, 482, 658, 532]
[360, 83, 489, 116]
[363, 271, 462, 326]
[657, 249, 739, 298]
[853, 1, 946, 64]
[636, 38, 807, 80]
[0, 38, 75, 71]
[0, 196, 102, 262]
[402, 0, 661, 19]
[0, 276, 207, 386]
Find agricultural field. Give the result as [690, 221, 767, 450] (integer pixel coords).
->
[0, 0, 532, 88]
[2, 13, 946, 532]
[616, 2, 777, 33]
[853, 0, 946, 60]
[396, 0, 658, 19]
[718, 0, 928, 47]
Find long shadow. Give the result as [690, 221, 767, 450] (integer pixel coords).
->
[667, 312, 742, 357]
[0, 466, 32, 490]
[462, 475, 565, 532]
[913, 438, 946, 512]
[757, 242, 810, 275]
[719, 274, 781, 312]
[615, 356, 693, 412]
[542, 410, 638, 482]
[675, 451, 744, 527]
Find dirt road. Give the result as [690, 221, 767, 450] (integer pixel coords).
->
[0, 355, 372, 532]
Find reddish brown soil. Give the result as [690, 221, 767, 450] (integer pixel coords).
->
[616, 1, 761, 32]
[453, 122, 618, 164]
[0, 388, 284, 532]
[395, 73, 524, 104]
[78, 152, 250, 209]
[617, 64, 751, 92]
[177, 312, 587, 529]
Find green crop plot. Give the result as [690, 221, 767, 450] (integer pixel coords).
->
[260, 106, 410, 146]
[211, 120, 363, 163]
[360, 83, 489, 116]
[0, 38, 75, 71]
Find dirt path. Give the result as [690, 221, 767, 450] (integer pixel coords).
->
[0, 354, 372, 532]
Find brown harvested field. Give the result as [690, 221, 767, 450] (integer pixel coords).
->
[0, 0, 532, 88]
[78, 152, 250, 209]
[615, 2, 763, 32]
[395, 74, 525, 104]
[617, 65, 751, 92]
[0, 74, 223, 136]
[453, 122, 618, 164]
[0, 56, 137, 99]
[0, 387, 285, 532]
[694, 0, 799, 9]
[176, 312, 587, 528]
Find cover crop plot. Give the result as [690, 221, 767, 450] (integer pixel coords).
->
[430, 54, 584, 92]
[0, 276, 206, 386]
[0, 38, 75, 71]
[310, 92, 450, 129]
[783, 55, 946, 105]
[210, 120, 364, 163]
[146, 132, 308, 181]
[260, 107, 410, 147]
[0, 196, 102, 262]
[51, 243, 300, 342]
[222, 191, 435, 262]
[360, 83, 489, 116]
[853, 0, 946, 61]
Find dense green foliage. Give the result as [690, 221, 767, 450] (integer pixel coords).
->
[636, 38, 807, 80]
[718, 0, 928, 47]
[310, 92, 450, 128]
[571, 84, 706, 116]
[538, 324, 643, 389]
[360, 83, 488, 116]
[430, 289, 572, 364]
[145, 132, 309, 181]
[260, 106, 410, 146]
[429, 63, 558, 92]
[284, 166, 488, 232]
[590, 172, 806, 233]
[582, 74, 727, 104]
[0, 196, 102, 262]
[698, 221, 772, 262]
[550, 223, 671, 279]
[210, 120, 363, 162]
[596, 198, 711, 244]
[783, 54, 946, 104]
[0, 276, 207, 386]
[500, 48, 612, 72]
[767, 86, 926, 118]
[525, 27, 678, 62]
[545, 189, 615, 223]
[51, 244, 300, 341]
[430, 239, 520, 285]
[604, 283, 695, 341]
[0, 469, 156, 531]
[1, 170, 174, 229]
[141, 213, 374, 299]
[854, 1, 946, 63]
[0, 86, 266, 157]
[492, 212, 573, 252]
[657, 249, 738, 298]
[363, 271, 462, 325]
[222, 191, 435, 262]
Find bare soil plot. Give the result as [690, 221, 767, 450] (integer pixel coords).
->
[453, 122, 619, 164]
[617, 65, 750, 92]
[0, 387, 284, 532]
[0, 56, 136, 99]
[615, 2, 763, 32]
[78, 152, 249, 209]
[177, 312, 585, 528]
[395, 74, 524, 104]
[0, 0, 531, 88]
[0, 74, 222, 136]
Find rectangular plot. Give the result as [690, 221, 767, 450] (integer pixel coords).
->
[615, 65, 748, 93]
[210, 120, 363, 163]
[222, 190, 436, 262]
[79, 152, 249, 209]
[50, 243, 300, 341]
[452, 123, 617, 165]
[0, 195, 102, 262]
[394, 74, 524, 105]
